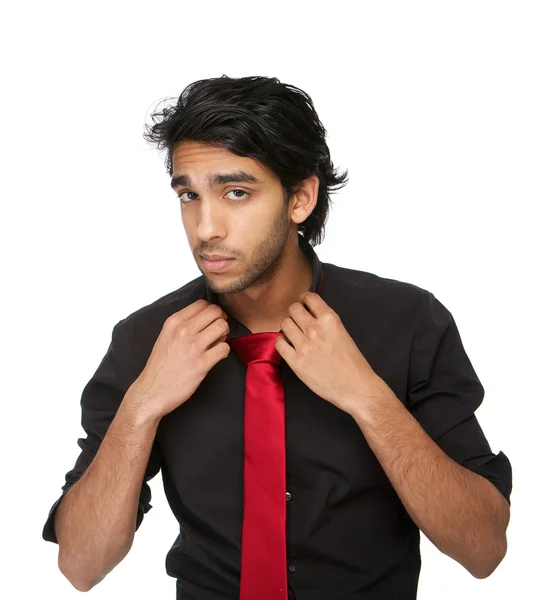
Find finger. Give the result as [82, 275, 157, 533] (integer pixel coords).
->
[275, 334, 296, 362]
[167, 299, 209, 327]
[299, 291, 328, 318]
[191, 304, 227, 334]
[281, 317, 304, 348]
[288, 302, 314, 334]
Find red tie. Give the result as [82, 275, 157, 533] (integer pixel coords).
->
[228, 331, 288, 600]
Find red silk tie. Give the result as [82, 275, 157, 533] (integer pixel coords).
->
[228, 331, 288, 600]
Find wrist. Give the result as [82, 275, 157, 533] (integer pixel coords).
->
[348, 377, 398, 427]
[123, 386, 163, 428]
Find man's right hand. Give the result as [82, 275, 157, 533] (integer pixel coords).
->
[126, 299, 231, 421]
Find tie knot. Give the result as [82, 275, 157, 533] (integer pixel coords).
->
[228, 332, 283, 366]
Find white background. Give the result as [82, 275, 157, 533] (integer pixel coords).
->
[2, 1, 541, 598]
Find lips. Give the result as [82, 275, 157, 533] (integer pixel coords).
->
[201, 257, 235, 272]
[201, 255, 233, 261]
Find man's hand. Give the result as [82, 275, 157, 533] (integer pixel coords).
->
[275, 291, 386, 414]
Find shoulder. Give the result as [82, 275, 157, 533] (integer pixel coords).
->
[321, 261, 437, 316]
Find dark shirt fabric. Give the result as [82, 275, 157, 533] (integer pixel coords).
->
[42, 234, 512, 599]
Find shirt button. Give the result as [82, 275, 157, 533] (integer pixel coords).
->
[286, 492, 292, 501]
[288, 564, 296, 573]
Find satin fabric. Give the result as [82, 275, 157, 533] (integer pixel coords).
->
[228, 332, 288, 600]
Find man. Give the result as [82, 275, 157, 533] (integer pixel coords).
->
[42, 75, 512, 599]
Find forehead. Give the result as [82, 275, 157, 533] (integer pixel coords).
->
[171, 140, 271, 179]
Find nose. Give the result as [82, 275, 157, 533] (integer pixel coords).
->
[195, 198, 227, 243]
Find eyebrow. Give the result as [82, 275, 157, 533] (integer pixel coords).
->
[170, 170, 262, 190]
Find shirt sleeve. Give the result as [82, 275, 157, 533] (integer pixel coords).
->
[406, 290, 513, 506]
[42, 318, 162, 544]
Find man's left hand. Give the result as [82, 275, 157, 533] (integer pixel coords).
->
[275, 291, 388, 414]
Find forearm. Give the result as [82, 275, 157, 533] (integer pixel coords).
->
[348, 379, 510, 579]
[56, 389, 161, 591]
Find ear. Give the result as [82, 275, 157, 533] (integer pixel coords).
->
[290, 175, 319, 225]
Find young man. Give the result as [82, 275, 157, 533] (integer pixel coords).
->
[42, 75, 512, 599]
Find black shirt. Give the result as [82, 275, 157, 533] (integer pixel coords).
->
[42, 234, 512, 599]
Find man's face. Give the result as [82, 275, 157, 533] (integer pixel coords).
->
[171, 140, 294, 295]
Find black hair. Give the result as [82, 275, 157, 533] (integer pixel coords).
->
[143, 75, 349, 247]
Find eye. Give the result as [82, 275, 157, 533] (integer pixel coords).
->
[177, 189, 249, 203]
[177, 191, 198, 202]
[226, 189, 249, 200]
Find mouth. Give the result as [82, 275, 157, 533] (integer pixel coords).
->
[201, 256, 236, 272]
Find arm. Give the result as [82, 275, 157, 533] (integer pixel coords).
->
[349, 290, 512, 579]
[349, 385, 509, 579]
[276, 289, 512, 577]
[42, 319, 162, 591]
[56, 390, 161, 591]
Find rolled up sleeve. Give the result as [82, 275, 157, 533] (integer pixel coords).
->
[407, 290, 513, 506]
[42, 318, 162, 544]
